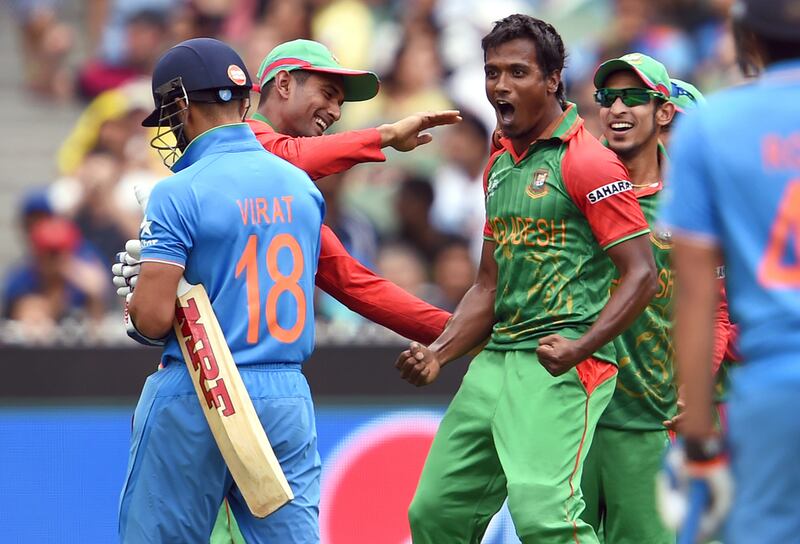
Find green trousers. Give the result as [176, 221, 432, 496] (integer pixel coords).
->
[581, 426, 674, 544]
[409, 349, 616, 543]
[210, 500, 246, 544]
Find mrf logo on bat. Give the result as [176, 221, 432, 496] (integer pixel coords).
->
[175, 296, 236, 416]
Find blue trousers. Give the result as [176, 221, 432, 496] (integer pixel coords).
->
[725, 357, 800, 544]
[118, 363, 320, 543]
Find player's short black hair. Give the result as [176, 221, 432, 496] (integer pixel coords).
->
[481, 14, 568, 109]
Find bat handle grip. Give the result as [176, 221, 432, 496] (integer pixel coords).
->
[678, 479, 710, 544]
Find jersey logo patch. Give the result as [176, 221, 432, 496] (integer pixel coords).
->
[526, 169, 549, 199]
[586, 180, 633, 204]
[139, 215, 153, 237]
[715, 265, 726, 279]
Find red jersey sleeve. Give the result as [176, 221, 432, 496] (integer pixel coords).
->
[712, 281, 732, 374]
[482, 150, 504, 240]
[246, 119, 385, 181]
[315, 225, 451, 344]
[725, 324, 741, 362]
[562, 131, 649, 249]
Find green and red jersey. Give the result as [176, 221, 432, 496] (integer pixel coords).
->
[600, 172, 733, 430]
[601, 186, 676, 429]
[482, 104, 649, 360]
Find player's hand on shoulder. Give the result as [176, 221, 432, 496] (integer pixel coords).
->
[395, 342, 441, 387]
[536, 334, 586, 376]
[379, 110, 462, 152]
[112, 239, 142, 297]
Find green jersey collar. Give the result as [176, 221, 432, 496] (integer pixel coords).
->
[543, 102, 583, 141]
[250, 112, 277, 130]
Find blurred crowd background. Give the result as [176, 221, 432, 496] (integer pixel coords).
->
[0, 0, 744, 345]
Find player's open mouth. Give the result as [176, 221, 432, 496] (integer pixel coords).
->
[314, 116, 329, 132]
[610, 121, 634, 133]
[496, 100, 515, 124]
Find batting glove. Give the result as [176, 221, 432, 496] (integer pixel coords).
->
[112, 239, 142, 297]
[657, 437, 733, 544]
[123, 292, 166, 347]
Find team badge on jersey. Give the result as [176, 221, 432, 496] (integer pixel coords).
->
[527, 169, 550, 199]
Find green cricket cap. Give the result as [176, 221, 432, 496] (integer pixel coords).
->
[593, 52, 671, 99]
[254, 39, 379, 102]
[669, 78, 706, 113]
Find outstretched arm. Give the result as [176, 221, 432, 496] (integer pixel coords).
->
[315, 225, 450, 344]
[249, 111, 461, 180]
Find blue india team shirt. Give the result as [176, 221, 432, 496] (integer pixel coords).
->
[140, 123, 324, 366]
[661, 59, 800, 366]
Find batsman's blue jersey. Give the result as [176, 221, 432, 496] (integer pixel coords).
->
[140, 123, 324, 366]
[661, 60, 800, 366]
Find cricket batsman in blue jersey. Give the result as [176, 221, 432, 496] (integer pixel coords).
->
[659, 1, 800, 542]
[118, 38, 325, 543]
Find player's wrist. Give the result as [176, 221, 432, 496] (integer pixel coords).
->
[376, 123, 396, 147]
[684, 436, 725, 463]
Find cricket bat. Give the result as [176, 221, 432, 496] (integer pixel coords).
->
[135, 185, 293, 518]
[678, 479, 709, 544]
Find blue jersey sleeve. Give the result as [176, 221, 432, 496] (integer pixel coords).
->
[660, 111, 719, 243]
[140, 179, 197, 267]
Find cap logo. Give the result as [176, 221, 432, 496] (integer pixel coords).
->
[227, 65, 247, 86]
[622, 53, 643, 65]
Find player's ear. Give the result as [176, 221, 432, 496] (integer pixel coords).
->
[656, 100, 676, 128]
[273, 70, 292, 100]
[545, 70, 560, 95]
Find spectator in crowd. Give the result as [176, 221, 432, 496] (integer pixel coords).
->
[78, 9, 169, 100]
[7, 0, 74, 100]
[393, 174, 457, 265]
[376, 242, 438, 303]
[430, 109, 489, 260]
[2, 213, 106, 328]
[431, 240, 475, 312]
[57, 78, 160, 175]
[69, 150, 139, 265]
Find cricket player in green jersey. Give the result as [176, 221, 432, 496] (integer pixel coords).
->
[394, 15, 657, 544]
[581, 55, 731, 543]
[580, 53, 678, 544]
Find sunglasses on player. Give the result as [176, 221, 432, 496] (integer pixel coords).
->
[594, 88, 663, 108]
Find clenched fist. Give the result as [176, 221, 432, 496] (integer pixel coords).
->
[394, 342, 441, 387]
[536, 334, 587, 376]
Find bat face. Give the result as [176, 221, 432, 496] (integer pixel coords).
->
[175, 296, 236, 417]
[172, 282, 293, 517]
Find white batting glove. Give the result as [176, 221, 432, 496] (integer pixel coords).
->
[111, 239, 142, 297]
[123, 292, 166, 347]
[657, 438, 733, 543]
